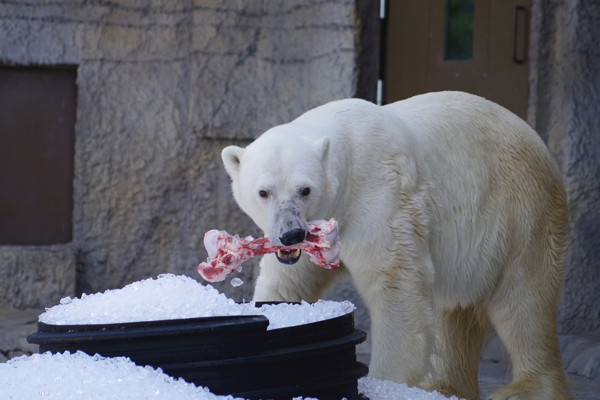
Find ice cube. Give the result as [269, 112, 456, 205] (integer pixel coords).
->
[230, 277, 244, 287]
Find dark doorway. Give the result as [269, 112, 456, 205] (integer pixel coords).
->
[0, 66, 77, 245]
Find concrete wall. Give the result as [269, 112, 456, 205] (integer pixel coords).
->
[0, 1, 376, 314]
[528, 0, 600, 334]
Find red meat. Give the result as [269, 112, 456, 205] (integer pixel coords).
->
[197, 219, 340, 282]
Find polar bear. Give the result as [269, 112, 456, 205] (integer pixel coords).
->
[221, 91, 570, 400]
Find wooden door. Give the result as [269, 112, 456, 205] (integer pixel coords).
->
[384, 0, 531, 119]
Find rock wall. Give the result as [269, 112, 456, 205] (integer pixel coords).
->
[528, 0, 600, 333]
[0, 1, 374, 311]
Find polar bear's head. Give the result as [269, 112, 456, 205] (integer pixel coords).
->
[221, 125, 332, 265]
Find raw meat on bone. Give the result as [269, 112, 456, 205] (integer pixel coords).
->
[197, 219, 340, 282]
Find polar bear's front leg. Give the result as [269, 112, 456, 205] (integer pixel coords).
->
[360, 266, 435, 388]
[253, 253, 339, 302]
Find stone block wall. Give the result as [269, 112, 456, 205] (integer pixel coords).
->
[0, 1, 375, 313]
[528, 0, 600, 334]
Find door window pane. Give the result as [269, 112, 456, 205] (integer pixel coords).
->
[445, 0, 474, 60]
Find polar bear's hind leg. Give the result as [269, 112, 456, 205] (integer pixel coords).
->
[487, 181, 570, 400]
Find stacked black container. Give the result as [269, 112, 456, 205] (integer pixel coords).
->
[28, 303, 368, 400]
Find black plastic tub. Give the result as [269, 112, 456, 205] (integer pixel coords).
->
[28, 304, 368, 400]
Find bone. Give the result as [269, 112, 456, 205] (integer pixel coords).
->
[197, 219, 340, 282]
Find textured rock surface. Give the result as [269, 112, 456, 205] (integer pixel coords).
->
[529, 0, 600, 333]
[561, 334, 600, 380]
[0, 247, 75, 310]
[0, 0, 367, 307]
[0, 309, 40, 362]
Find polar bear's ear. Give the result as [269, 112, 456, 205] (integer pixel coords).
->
[315, 137, 330, 163]
[222, 146, 245, 180]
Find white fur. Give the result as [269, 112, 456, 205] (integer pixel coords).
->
[222, 91, 570, 400]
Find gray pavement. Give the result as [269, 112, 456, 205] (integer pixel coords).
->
[479, 361, 600, 400]
[357, 333, 600, 399]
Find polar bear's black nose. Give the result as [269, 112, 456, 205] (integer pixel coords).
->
[280, 228, 306, 246]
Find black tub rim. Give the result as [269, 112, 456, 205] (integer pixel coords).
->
[28, 304, 356, 344]
[28, 315, 269, 345]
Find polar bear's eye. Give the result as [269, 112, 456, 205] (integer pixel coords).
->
[300, 187, 311, 197]
[259, 190, 269, 198]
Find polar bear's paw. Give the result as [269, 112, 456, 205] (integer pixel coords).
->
[487, 375, 571, 400]
[420, 380, 479, 400]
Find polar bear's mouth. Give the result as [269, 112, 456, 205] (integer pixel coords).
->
[276, 249, 302, 264]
